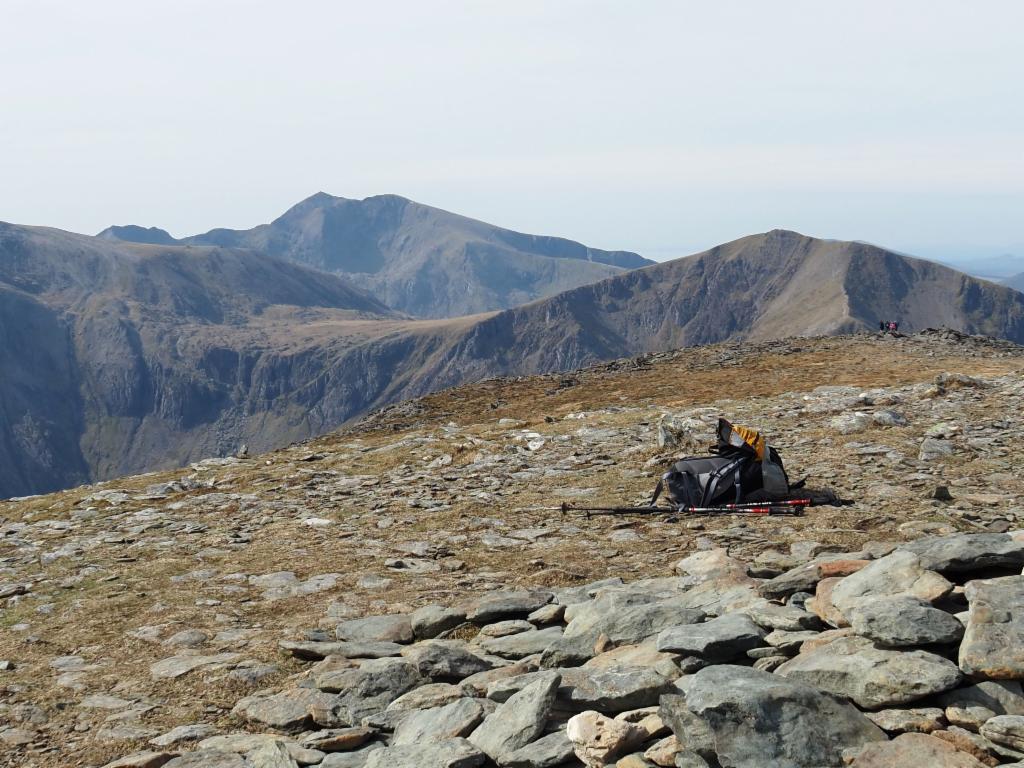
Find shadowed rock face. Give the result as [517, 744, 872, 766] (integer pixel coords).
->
[99, 193, 652, 318]
[0, 222, 401, 497]
[4, 224, 1024, 497]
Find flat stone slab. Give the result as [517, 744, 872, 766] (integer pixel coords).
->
[775, 635, 962, 708]
[501, 729, 575, 768]
[465, 590, 553, 624]
[231, 687, 338, 731]
[829, 550, 952, 618]
[280, 640, 403, 660]
[150, 653, 243, 680]
[469, 672, 559, 763]
[656, 613, 766, 662]
[849, 732, 990, 767]
[313, 658, 423, 725]
[865, 707, 946, 734]
[846, 597, 964, 646]
[100, 753, 179, 768]
[412, 605, 467, 639]
[901, 533, 1024, 574]
[980, 714, 1024, 753]
[402, 641, 494, 681]
[960, 576, 1024, 679]
[335, 614, 413, 644]
[299, 727, 375, 751]
[363, 737, 485, 768]
[759, 558, 871, 599]
[542, 592, 705, 667]
[937, 681, 1024, 715]
[391, 697, 488, 746]
[559, 665, 675, 712]
[162, 752, 248, 768]
[660, 664, 885, 767]
[477, 626, 563, 660]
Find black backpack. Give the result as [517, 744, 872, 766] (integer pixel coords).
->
[651, 418, 791, 508]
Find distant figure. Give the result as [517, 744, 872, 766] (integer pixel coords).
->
[888, 321, 897, 333]
[879, 320, 886, 332]
[893, 321, 899, 333]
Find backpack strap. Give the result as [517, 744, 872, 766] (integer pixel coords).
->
[649, 477, 665, 506]
[701, 456, 747, 506]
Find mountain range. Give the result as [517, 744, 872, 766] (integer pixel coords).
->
[4, 208, 1024, 498]
[99, 193, 652, 318]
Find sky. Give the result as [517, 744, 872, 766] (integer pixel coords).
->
[2, 0, 1022, 264]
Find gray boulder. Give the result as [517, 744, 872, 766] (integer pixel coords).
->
[412, 605, 467, 639]
[846, 597, 964, 646]
[541, 592, 704, 667]
[656, 613, 766, 662]
[848, 732, 995, 767]
[469, 672, 560, 763]
[659, 665, 885, 767]
[937, 681, 1024, 716]
[743, 601, 822, 631]
[402, 641, 494, 681]
[336, 615, 413, 644]
[232, 687, 338, 731]
[980, 715, 1024, 753]
[775, 635, 962, 708]
[499, 730, 575, 768]
[280, 640, 403, 661]
[466, 591, 553, 624]
[960, 575, 1024, 679]
[320, 744, 384, 768]
[363, 738, 485, 768]
[478, 627, 564, 660]
[162, 753, 249, 768]
[901, 533, 1024, 574]
[560, 666, 675, 712]
[391, 698, 488, 746]
[829, 550, 952, 618]
[314, 658, 423, 724]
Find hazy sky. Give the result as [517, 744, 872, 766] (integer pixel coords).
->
[3, 1, 1022, 262]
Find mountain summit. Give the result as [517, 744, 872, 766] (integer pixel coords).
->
[99, 193, 652, 318]
[447, 229, 1024, 374]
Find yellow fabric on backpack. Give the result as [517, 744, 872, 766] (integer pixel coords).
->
[727, 423, 766, 461]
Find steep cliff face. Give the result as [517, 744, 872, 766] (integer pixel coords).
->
[99, 193, 652, 318]
[4, 224, 1024, 498]
[0, 223, 403, 496]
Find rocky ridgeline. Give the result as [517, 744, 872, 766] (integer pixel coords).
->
[96, 531, 1024, 768]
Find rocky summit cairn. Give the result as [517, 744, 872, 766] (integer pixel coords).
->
[91, 530, 1024, 768]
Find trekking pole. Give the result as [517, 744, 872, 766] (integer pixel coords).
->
[559, 502, 674, 518]
[559, 499, 811, 518]
[677, 498, 812, 513]
[680, 504, 806, 516]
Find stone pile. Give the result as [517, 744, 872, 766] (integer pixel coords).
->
[106, 531, 1024, 767]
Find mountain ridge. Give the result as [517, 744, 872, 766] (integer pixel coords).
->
[98, 193, 653, 318]
[4, 223, 1024, 498]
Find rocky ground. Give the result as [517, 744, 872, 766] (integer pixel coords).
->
[2, 329, 1024, 767]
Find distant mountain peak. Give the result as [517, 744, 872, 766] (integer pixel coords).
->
[99, 194, 653, 318]
[96, 224, 178, 245]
